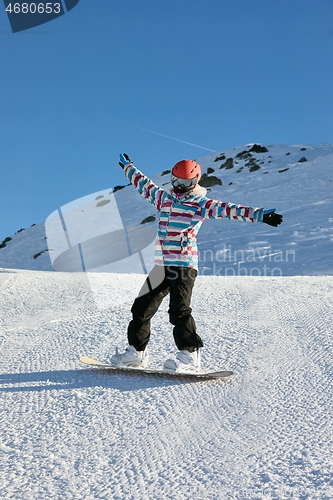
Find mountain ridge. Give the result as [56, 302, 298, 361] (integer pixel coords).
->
[1, 142, 332, 275]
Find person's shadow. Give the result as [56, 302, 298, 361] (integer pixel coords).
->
[0, 367, 198, 393]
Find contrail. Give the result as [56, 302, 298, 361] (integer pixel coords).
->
[100, 115, 217, 153]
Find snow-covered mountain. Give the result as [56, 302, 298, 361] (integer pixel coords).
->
[1, 142, 332, 276]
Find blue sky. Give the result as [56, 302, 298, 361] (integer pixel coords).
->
[1, 0, 332, 242]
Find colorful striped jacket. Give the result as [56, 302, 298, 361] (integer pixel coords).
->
[124, 162, 265, 270]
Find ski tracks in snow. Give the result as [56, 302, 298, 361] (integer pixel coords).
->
[1, 271, 333, 499]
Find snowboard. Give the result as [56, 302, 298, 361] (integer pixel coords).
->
[79, 356, 233, 380]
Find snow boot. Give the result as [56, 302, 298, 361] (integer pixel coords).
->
[163, 348, 201, 373]
[110, 345, 149, 368]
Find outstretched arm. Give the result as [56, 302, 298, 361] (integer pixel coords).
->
[118, 153, 165, 211]
[200, 198, 283, 225]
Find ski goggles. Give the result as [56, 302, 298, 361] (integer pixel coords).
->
[171, 174, 199, 189]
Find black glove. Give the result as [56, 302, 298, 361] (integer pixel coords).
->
[119, 153, 131, 169]
[263, 210, 283, 227]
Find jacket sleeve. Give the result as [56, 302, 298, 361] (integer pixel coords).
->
[199, 197, 264, 223]
[123, 162, 165, 211]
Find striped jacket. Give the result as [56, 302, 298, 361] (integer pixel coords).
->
[124, 163, 264, 270]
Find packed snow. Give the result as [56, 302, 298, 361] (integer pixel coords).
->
[1, 143, 333, 499]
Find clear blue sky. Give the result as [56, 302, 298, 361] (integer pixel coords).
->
[1, 0, 332, 241]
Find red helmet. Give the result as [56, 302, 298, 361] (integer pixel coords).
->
[171, 160, 201, 191]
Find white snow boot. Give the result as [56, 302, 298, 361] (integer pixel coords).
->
[163, 349, 201, 373]
[110, 345, 149, 368]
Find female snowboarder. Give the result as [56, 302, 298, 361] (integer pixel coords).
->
[110, 153, 283, 372]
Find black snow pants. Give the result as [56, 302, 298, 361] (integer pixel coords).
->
[127, 265, 204, 352]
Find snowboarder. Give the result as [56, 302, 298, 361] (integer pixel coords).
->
[110, 153, 283, 372]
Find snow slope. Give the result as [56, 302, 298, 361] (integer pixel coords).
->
[1, 269, 333, 499]
[1, 142, 332, 276]
[1, 142, 333, 499]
